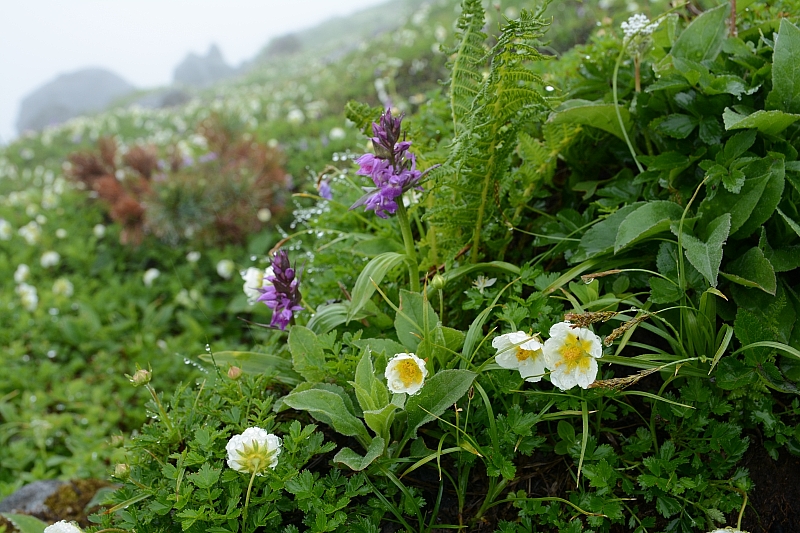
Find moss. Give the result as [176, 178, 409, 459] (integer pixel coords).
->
[42, 479, 112, 527]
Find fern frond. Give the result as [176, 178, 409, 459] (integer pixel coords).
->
[345, 101, 384, 136]
[448, 0, 488, 137]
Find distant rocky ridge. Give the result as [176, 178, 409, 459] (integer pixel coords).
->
[173, 44, 235, 88]
[16, 68, 136, 134]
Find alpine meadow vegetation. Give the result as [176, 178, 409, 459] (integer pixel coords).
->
[2, 1, 800, 532]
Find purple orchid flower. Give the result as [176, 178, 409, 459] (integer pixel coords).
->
[256, 250, 303, 330]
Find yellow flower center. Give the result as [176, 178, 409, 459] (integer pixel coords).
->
[397, 359, 423, 387]
[556, 333, 594, 371]
[516, 347, 536, 361]
[239, 442, 274, 474]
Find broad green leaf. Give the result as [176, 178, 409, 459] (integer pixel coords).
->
[197, 351, 300, 386]
[651, 114, 697, 139]
[614, 201, 684, 253]
[722, 108, 800, 136]
[715, 356, 757, 390]
[363, 402, 400, 438]
[282, 389, 369, 439]
[395, 289, 440, 351]
[347, 252, 406, 321]
[288, 326, 327, 382]
[0, 514, 48, 533]
[704, 75, 756, 98]
[351, 348, 389, 412]
[572, 203, 645, 262]
[352, 237, 404, 257]
[776, 207, 800, 238]
[441, 326, 466, 353]
[671, 3, 729, 62]
[723, 130, 757, 163]
[734, 308, 777, 365]
[721, 247, 777, 295]
[698, 154, 785, 238]
[766, 19, 800, 114]
[333, 436, 385, 471]
[547, 100, 632, 141]
[649, 277, 683, 304]
[307, 302, 372, 335]
[681, 213, 731, 287]
[404, 369, 476, 440]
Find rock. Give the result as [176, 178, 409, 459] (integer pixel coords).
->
[173, 44, 235, 88]
[16, 68, 136, 134]
[0, 480, 66, 515]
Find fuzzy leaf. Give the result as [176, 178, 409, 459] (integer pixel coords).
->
[0, 514, 48, 533]
[547, 101, 632, 141]
[722, 108, 800, 136]
[395, 289, 440, 351]
[681, 213, 731, 287]
[333, 436, 385, 471]
[776, 207, 800, 238]
[614, 201, 684, 253]
[649, 277, 683, 304]
[671, 3, 729, 62]
[404, 369, 476, 440]
[283, 389, 369, 439]
[766, 19, 800, 114]
[721, 247, 777, 295]
[288, 326, 327, 382]
[351, 348, 389, 413]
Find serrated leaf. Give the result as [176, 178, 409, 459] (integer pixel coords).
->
[766, 19, 800, 113]
[404, 369, 476, 440]
[347, 252, 406, 321]
[282, 389, 369, 439]
[333, 436, 385, 471]
[671, 3, 729, 62]
[0, 513, 48, 533]
[187, 463, 221, 489]
[197, 351, 301, 386]
[547, 100, 632, 141]
[723, 108, 800, 135]
[615, 201, 685, 253]
[721, 247, 777, 295]
[288, 326, 327, 382]
[681, 213, 730, 287]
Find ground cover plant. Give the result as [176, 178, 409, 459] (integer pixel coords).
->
[2, 0, 800, 532]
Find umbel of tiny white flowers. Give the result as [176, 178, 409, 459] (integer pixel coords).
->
[385, 353, 429, 395]
[543, 322, 603, 390]
[492, 331, 545, 382]
[44, 520, 83, 533]
[226, 427, 282, 475]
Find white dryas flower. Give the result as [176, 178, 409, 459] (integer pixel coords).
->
[543, 322, 603, 390]
[53, 278, 74, 297]
[186, 251, 201, 263]
[0, 218, 12, 240]
[44, 521, 83, 533]
[216, 259, 235, 279]
[621, 13, 660, 40]
[287, 108, 305, 125]
[329, 127, 346, 140]
[16, 283, 38, 312]
[226, 427, 282, 475]
[385, 353, 429, 395]
[242, 266, 272, 305]
[143, 268, 160, 287]
[492, 331, 546, 382]
[18, 220, 41, 244]
[14, 264, 30, 284]
[40, 251, 61, 268]
[707, 529, 749, 533]
[93, 224, 106, 238]
[56, 228, 68, 239]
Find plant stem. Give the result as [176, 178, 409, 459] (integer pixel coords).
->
[145, 384, 178, 439]
[396, 202, 420, 292]
[612, 46, 644, 173]
[243, 464, 259, 531]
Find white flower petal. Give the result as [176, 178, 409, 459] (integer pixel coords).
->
[385, 353, 428, 395]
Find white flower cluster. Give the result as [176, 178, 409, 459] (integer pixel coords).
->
[494, 321, 603, 390]
[621, 13, 660, 40]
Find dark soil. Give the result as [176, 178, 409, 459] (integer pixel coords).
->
[739, 443, 800, 533]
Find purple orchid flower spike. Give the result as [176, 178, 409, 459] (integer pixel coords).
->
[256, 250, 303, 330]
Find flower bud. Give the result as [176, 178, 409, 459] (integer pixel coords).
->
[129, 369, 151, 387]
[227, 366, 243, 380]
[114, 463, 130, 480]
[431, 274, 446, 292]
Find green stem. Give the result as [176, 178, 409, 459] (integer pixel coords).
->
[145, 384, 178, 439]
[612, 45, 644, 174]
[243, 464, 259, 531]
[396, 202, 420, 292]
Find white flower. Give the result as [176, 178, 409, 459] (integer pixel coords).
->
[242, 266, 271, 305]
[216, 259, 235, 279]
[53, 278, 74, 297]
[226, 427, 282, 475]
[56, 228, 68, 239]
[16, 283, 38, 312]
[492, 331, 546, 382]
[36, 214, 47, 225]
[18, 221, 41, 244]
[257, 208, 272, 223]
[0, 219, 12, 240]
[186, 251, 201, 263]
[707, 529, 748, 533]
[543, 322, 603, 390]
[40, 251, 61, 268]
[473, 275, 497, 294]
[143, 268, 160, 287]
[287, 109, 305, 125]
[621, 13, 659, 40]
[44, 521, 83, 533]
[329, 127, 346, 140]
[14, 264, 30, 284]
[93, 224, 106, 238]
[385, 353, 429, 395]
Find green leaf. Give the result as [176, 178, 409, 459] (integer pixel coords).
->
[715, 356, 756, 390]
[333, 436, 385, 471]
[187, 463, 221, 489]
[766, 19, 800, 114]
[394, 290, 440, 351]
[671, 3, 729, 62]
[197, 351, 300, 386]
[723, 108, 800, 136]
[723, 130, 757, 163]
[547, 100, 632, 141]
[351, 348, 389, 412]
[572, 203, 645, 262]
[307, 302, 371, 335]
[352, 237, 404, 257]
[721, 247, 777, 295]
[404, 369, 476, 440]
[649, 277, 683, 304]
[614, 201, 685, 253]
[0, 513, 48, 533]
[681, 213, 731, 287]
[363, 401, 400, 438]
[288, 326, 327, 382]
[282, 389, 369, 439]
[776, 207, 800, 238]
[347, 252, 406, 321]
[651, 114, 697, 139]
